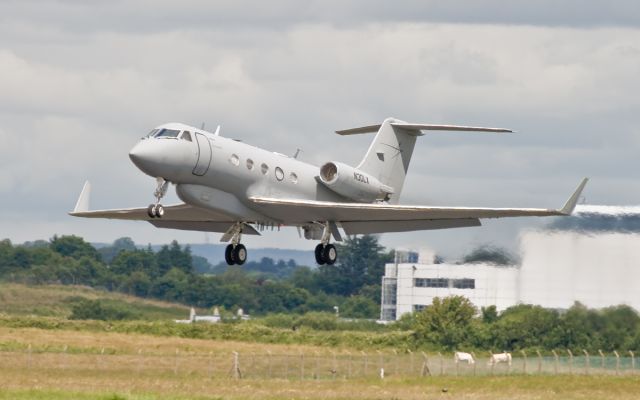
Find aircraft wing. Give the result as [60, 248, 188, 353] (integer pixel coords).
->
[250, 178, 588, 235]
[68, 182, 259, 235]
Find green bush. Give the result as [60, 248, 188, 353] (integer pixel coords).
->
[69, 299, 138, 321]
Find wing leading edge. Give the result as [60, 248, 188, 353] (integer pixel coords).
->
[68, 181, 259, 235]
[249, 178, 588, 235]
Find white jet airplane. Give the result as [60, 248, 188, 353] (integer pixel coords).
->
[70, 117, 588, 266]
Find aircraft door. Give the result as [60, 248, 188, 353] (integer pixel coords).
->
[193, 133, 212, 176]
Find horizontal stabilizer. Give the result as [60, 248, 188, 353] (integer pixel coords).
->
[336, 121, 512, 135]
[391, 123, 512, 133]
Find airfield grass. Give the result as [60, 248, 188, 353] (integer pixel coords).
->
[0, 374, 639, 399]
[0, 327, 639, 399]
[0, 283, 190, 320]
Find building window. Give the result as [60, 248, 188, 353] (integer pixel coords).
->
[452, 278, 475, 289]
[415, 278, 448, 288]
[413, 304, 427, 312]
[275, 167, 284, 181]
[246, 159, 254, 170]
[261, 163, 269, 175]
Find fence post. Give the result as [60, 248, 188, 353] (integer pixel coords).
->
[100, 347, 105, 369]
[583, 350, 589, 375]
[471, 352, 477, 376]
[62, 345, 68, 370]
[629, 351, 635, 373]
[552, 350, 558, 374]
[137, 349, 143, 374]
[599, 350, 605, 370]
[362, 351, 368, 377]
[536, 350, 542, 374]
[567, 349, 573, 375]
[489, 351, 495, 376]
[421, 352, 431, 377]
[174, 349, 179, 375]
[331, 351, 337, 380]
[438, 352, 443, 376]
[455, 352, 460, 377]
[377, 350, 384, 379]
[232, 351, 241, 379]
[301, 351, 306, 380]
[614, 351, 620, 375]
[314, 351, 319, 380]
[521, 350, 527, 374]
[347, 351, 352, 379]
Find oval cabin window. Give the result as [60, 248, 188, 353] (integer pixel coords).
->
[275, 167, 284, 181]
[229, 154, 240, 166]
[246, 159, 254, 170]
[261, 163, 269, 175]
[289, 172, 298, 184]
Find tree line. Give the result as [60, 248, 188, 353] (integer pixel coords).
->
[0, 235, 389, 318]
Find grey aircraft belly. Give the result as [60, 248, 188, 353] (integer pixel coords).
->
[70, 117, 588, 266]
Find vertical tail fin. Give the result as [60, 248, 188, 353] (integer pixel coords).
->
[355, 118, 418, 204]
[336, 117, 511, 204]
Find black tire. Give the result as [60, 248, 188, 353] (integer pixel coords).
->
[233, 244, 247, 266]
[147, 204, 156, 218]
[224, 244, 235, 265]
[323, 244, 337, 265]
[154, 204, 164, 218]
[314, 244, 325, 265]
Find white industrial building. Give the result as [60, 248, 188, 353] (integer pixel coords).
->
[381, 206, 640, 321]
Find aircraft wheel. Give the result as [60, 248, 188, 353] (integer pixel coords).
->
[314, 244, 326, 265]
[233, 244, 247, 265]
[225, 244, 235, 265]
[147, 204, 156, 218]
[154, 204, 164, 218]
[323, 244, 337, 265]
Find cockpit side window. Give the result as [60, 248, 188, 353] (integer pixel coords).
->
[181, 131, 192, 142]
[146, 129, 159, 138]
[155, 129, 181, 138]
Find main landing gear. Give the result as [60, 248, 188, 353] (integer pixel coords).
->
[314, 222, 338, 265]
[147, 178, 169, 219]
[224, 223, 247, 266]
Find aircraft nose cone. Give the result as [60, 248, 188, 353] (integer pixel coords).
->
[129, 141, 160, 174]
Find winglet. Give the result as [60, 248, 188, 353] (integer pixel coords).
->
[72, 181, 91, 214]
[559, 178, 589, 215]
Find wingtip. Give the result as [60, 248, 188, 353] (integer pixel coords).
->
[560, 177, 589, 215]
[72, 180, 91, 214]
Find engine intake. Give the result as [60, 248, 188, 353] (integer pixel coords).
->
[319, 161, 393, 202]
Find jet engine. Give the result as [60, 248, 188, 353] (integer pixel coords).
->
[318, 161, 393, 202]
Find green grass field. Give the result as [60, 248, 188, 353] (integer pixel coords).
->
[0, 285, 639, 398]
[0, 325, 638, 399]
[0, 283, 191, 320]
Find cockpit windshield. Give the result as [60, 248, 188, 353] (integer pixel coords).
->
[155, 128, 181, 138]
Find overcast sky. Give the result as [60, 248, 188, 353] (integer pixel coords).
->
[1, 1, 638, 258]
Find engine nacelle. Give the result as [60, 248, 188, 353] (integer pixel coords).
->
[318, 161, 393, 202]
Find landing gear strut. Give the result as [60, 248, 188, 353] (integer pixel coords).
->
[224, 223, 247, 266]
[314, 222, 338, 265]
[147, 178, 169, 219]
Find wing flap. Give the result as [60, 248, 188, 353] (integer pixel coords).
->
[341, 219, 481, 235]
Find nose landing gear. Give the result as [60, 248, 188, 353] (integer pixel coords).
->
[147, 178, 169, 219]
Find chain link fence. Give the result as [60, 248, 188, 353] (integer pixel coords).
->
[0, 346, 636, 380]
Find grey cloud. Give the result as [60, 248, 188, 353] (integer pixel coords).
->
[0, 4, 638, 254]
